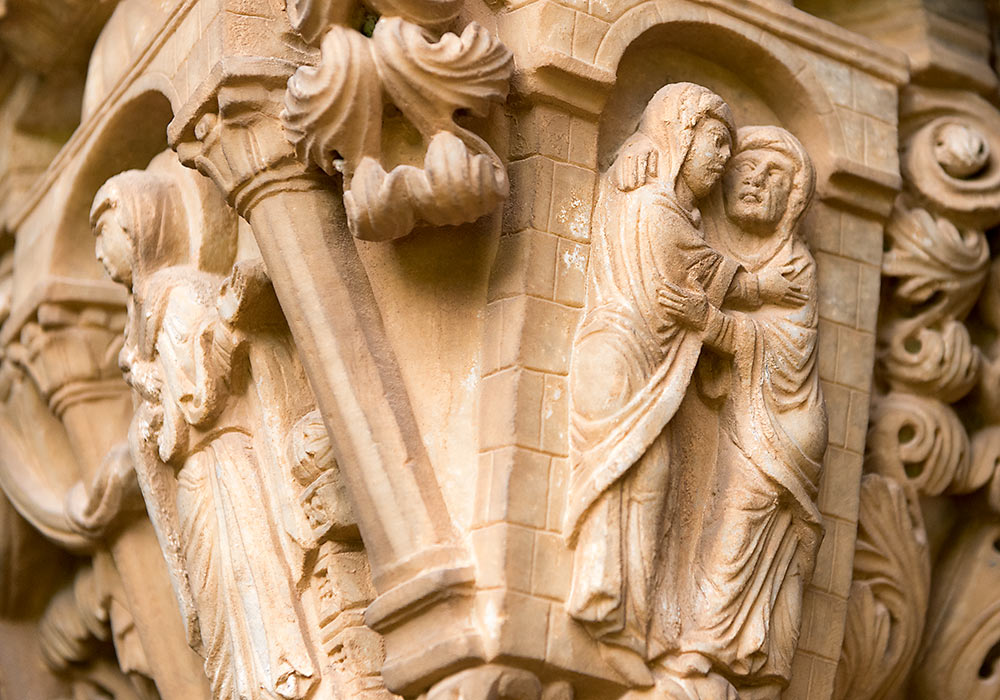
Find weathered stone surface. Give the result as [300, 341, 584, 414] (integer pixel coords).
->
[1, 1, 999, 699]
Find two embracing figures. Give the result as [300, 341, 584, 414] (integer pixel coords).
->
[565, 83, 828, 700]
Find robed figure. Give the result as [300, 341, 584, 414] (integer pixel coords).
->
[564, 83, 805, 676]
[92, 167, 317, 700]
[661, 126, 827, 697]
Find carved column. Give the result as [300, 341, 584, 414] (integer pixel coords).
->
[813, 0, 1000, 697]
[167, 60, 482, 693]
[1, 291, 210, 699]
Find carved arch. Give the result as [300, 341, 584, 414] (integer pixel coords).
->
[47, 89, 175, 284]
[593, 1, 846, 193]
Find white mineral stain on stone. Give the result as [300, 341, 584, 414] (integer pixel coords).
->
[556, 196, 589, 240]
[563, 245, 586, 273]
[482, 597, 503, 641]
[462, 362, 479, 393]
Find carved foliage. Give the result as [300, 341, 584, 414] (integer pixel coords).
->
[901, 88, 1000, 229]
[6, 301, 126, 415]
[878, 202, 987, 401]
[869, 198, 990, 499]
[282, 0, 513, 241]
[912, 521, 1000, 699]
[866, 392, 991, 496]
[834, 475, 930, 700]
[861, 84, 1000, 699]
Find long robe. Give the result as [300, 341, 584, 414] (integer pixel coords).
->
[565, 177, 739, 659]
[683, 226, 826, 686]
[125, 269, 316, 700]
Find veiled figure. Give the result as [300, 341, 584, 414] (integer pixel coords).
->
[564, 83, 804, 678]
[92, 169, 317, 700]
[662, 126, 827, 697]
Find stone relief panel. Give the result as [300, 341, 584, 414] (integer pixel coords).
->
[9, 0, 1000, 698]
[481, 5, 903, 697]
[89, 151, 391, 700]
[562, 83, 827, 700]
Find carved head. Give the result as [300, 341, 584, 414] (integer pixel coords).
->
[723, 125, 815, 239]
[612, 82, 735, 197]
[90, 171, 190, 289]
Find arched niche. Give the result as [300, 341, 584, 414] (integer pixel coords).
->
[47, 88, 175, 283]
[6, 85, 175, 343]
[594, 1, 843, 189]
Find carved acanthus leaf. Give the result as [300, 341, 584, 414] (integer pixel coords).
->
[867, 392, 991, 496]
[285, 0, 360, 45]
[363, 0, 461, 32]
[283, 26, 382, 178]
[912, 521, 1000, 699]
[879, 320, 980, 401]
[834, 474, 930, 700]
[882, 203, 988, 324]
[373, 18, 512, 130]
[282, 14, 512, 241]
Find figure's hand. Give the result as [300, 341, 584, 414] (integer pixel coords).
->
[658, 281, 709, 332]
[759, 264, 808, 306]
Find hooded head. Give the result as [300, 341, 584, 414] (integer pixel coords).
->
[90, 170, 190, 289]
[722, 125, 815, 241]
[611, 82, 736, 196]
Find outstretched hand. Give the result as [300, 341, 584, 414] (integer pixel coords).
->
[658, 281, 709, 332]
[759, 264, 808, 306]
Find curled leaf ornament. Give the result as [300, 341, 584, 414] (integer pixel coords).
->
[283, 26, 382, 178]
[913, 521, 1000, 699]
[867, 392, 986, 496]
[834, 475, 930, 700]
[372, 17, 513, 132]
[880, 319, 981, 402]
[882, 203, 988, 324]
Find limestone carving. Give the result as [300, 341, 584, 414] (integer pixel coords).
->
[565, 84, 826, 699]
[92, 165, 315, 699]
[833, 474, 929, 700]
[833, 9, 1000, 693]
[91, 153, 391, 700]
[282, 0, 513, 241]
[912, 520, 1000, 699]
[286, 410, 393, 700]
[7, 0, 1000, 697]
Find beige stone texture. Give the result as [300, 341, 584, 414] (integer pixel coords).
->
[2, 0, 1000, 699]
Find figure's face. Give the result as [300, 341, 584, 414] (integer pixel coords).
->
[723, 148, 795, 234]
[94, 210, 134, 286]
[679, 118, 732, 198]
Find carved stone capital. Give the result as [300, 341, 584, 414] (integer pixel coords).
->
[167, 57, 317, 219]
[167, 67, 483, 691]
[5, 300, 126, 417]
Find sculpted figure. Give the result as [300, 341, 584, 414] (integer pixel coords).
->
[658, 125, 827, 698]
[91, 170, 317, 700]
[564, 83, 805, 695]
